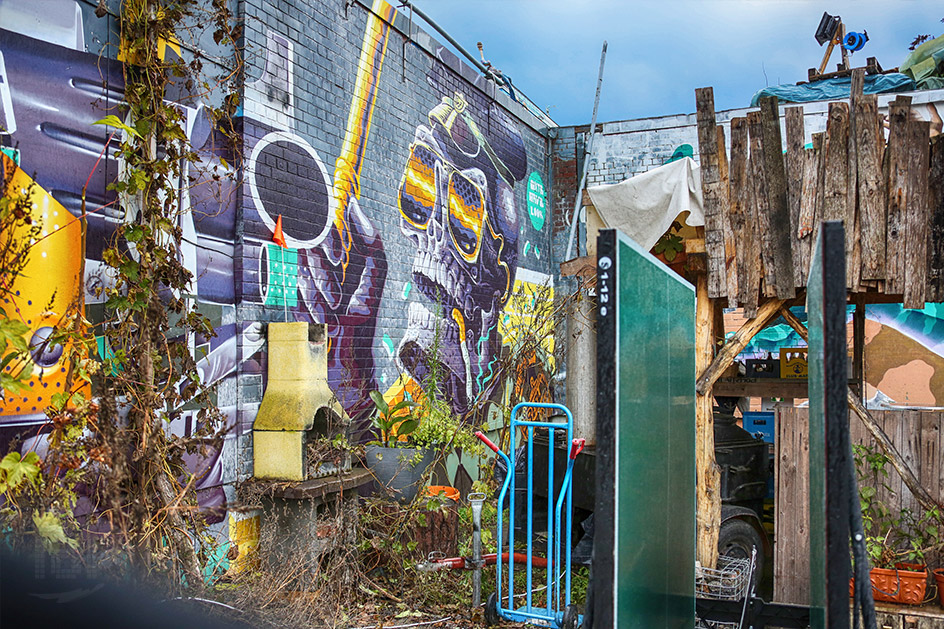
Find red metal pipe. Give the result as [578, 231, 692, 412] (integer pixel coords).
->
[421, 552, 548, 571]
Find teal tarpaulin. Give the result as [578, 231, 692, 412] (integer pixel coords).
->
[750, 73, 915, 106]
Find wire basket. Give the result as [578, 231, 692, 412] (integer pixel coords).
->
[696, 555, 752, 601]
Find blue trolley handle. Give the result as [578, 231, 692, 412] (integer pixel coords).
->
[475, 431, 512, 611]
[554, 438, 585, 614]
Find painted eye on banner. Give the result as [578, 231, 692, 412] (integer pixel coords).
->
[28, 326, 63, 369]
[248, 131, 333, 248]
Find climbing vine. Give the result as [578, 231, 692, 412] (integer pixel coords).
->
[0, 0, 242, 591]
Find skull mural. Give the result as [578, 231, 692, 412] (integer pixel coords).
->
[397, 90, 528, 416]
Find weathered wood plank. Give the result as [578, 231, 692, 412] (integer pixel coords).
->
[812, 132, 827, 250]
[823, 102, 850, 237]
[759, 96, 796, 298]
[748, 111, 776, 297]
[775, 407, 795, 602]
[902, 411, 921, 517]
[848, 69, 864, 289]
[929, 137, 944, 302]
[695, 87, 729, 299]
[903, 120, 931, 309]
[885, 95, 912, 296]
[774, 406, 811, 605]
[717, 125, 738, 307]
[919, 411, 940, 514]
[785, 107, 805, 288]
[730, 117, 758, 313]
[796, 148, 819, 286]
[856, 94, 887, 280]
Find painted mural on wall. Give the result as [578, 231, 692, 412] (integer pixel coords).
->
[0, 0, 555, 543]
[239, 3, 553, 442]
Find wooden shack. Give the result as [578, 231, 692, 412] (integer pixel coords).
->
[570, 69, 944, 603]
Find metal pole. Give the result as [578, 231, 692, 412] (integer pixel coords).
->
[564, 41, 607, 262]
[469, 492, 486, 608]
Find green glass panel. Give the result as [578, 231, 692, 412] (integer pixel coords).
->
[613, 233, 695, 627]
[808, 234, 826, 628]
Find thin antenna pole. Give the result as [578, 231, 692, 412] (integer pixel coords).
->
[565, 41, 607, 262]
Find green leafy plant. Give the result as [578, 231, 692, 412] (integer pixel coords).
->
[652, 220, 685, 262]
[368, 390, 418, 447]
[855, 443, 943, 568]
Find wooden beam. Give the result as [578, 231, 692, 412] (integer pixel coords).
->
[779, 306, 943, 514]
[695, 87, 729, 300]
[695, 274, 722, 570]
[759, 96, 796, 299]
[695, 297, 786, 396]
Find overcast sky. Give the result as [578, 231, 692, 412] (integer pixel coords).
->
[412, 1, 943, 126]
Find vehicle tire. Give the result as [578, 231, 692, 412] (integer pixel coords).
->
[485, 592, 500, 626]
[561, 603, 580, 629]
[718, 518, 764, 592]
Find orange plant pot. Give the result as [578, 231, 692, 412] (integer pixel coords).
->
[933, 569, 944, 608]
[850, 566, 927, 605]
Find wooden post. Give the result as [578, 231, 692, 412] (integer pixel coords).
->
[695, 274, 721, 569]
[853, 296, 865, 403]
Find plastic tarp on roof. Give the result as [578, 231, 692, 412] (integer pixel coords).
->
[586, 156, 705, 251]
[901, 33, 944, 89]
[750, 73, 916, 106]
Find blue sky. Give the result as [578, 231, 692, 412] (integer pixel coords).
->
[413, 1, 943, 126]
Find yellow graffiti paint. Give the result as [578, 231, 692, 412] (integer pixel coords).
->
[227, 513, 260, 575]
[1, 155, 88, 416]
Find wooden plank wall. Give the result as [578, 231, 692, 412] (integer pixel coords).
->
[695, 86, 936, 312]
[774, 407, 944, 605]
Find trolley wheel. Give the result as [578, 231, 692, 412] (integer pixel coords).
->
[561, 604, 580, 629]
[485, 592, 500, 626]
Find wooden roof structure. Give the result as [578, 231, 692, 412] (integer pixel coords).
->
[694, 71, 943, 316]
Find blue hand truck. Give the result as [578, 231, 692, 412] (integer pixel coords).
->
[475, 402, 585, 629]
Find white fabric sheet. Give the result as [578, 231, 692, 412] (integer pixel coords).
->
[586, 156, 706, 251]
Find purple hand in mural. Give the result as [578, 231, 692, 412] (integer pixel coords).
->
[296, 193, 387, 425]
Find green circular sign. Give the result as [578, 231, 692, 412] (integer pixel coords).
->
[527, 172, 546, 231]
